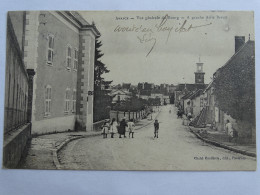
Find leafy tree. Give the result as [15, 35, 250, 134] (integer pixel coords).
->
[112, 97, 146, 112]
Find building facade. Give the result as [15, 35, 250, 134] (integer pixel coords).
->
[5, 11, 100, 134]
[4, 11, 100, 167]
[21, 11, 100, 134]
[110, 89, 132, 103]
[190, 37, 255, 143]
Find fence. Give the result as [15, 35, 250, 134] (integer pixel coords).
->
[110, 110, 146, 122]
[4, 14, 30, 134]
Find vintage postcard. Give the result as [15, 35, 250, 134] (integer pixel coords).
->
[2, 11, 256, 171]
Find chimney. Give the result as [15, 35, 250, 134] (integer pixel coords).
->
[235, 36, 245, 53]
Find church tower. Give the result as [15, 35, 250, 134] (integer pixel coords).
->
[194, 58, 205, 84]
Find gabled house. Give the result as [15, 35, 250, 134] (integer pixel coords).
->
[192, 37, 255, 143]
[110, 89, 132, 103]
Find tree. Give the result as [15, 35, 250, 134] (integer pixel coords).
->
[112, 97, 146, 112]
[93, 37, 113, 122]
[94, 38, 111, 90]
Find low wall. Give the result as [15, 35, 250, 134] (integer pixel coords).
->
[93, 119, 109, 131]
[31, 115, 76, 135]
[3, 123, 31, 168]
[110, 110, 146, 122]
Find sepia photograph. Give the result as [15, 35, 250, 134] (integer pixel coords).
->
[2, 11, 256, 171]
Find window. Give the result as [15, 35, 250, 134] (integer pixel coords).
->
[72, 89, 76, 113]
[65, 88, 70, 113]
[73, 49, 78, 71]
[47, 35, 54, 64]
[45, 85, 52, 116]
[66, 46, 72, 70]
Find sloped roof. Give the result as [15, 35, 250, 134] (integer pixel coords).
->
[190, 89, 203, 100]
[69, 11, 90, 26]
[203, 81, 213, 93]
[58, 11, 100, 36]
[181, 91, 194, 100]
[215, 40, 255, 76]
[110, 89, 131, 96]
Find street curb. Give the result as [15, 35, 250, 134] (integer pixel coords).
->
[52, 132, 101, 169]
[188, 126, 256, 158]
[53, 109, 162, 169]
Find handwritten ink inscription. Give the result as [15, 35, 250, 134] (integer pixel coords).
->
[114, 14, 213, 57]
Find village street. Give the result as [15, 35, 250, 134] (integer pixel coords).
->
[58, 105, 256, 171]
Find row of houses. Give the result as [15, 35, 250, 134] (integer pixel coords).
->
[137, 82, 174, 104]
[3, 11, 100, 168]
[109, 82, 174, 105]
[179, 36, 255, 144]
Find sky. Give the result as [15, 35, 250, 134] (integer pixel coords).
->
[80, 11, 254, 85]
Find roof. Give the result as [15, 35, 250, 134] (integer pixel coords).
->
[203, 81, 213, 93]
[215, 40, 255, 77]
[58, 11, 100, 37]
[181, 91, 194, 100]
[67, 11, 90, 26]
[190, 89, 203, 100]
[176, 83, 207, 92]
[110, 89, 131, 96]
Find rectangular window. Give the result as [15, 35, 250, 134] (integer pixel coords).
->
[67, 46, 72, 70]
[73, 49, 78, 71]
[47, 35, 54, 64]
[45, 86, 51, 116]
[65, 89, 70, 113]
[72, 90, 76, 113]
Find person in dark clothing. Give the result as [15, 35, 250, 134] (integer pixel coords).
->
[119, 118, 128, 138]
[154, 119, 159, 138]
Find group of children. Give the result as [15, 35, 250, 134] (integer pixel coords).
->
[101, 118, 160, 139]
[102, 118, 135, 139]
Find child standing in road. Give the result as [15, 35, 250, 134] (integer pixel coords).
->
[154, 119, 159, 138]
[110, 118, 118, 138]
[128, 119, 135, 138]
[102, 121, 109, 138]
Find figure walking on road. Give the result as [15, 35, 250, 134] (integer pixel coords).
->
[154, 119, 159, 138]
[119, 117, 128, 138]
[110, 118, 118, 138]
[128, 119, 135, 138]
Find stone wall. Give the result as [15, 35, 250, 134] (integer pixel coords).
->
[110, 110, 146, 122]
[93, 119, 108, 131]
[3, 123, 31, 168]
